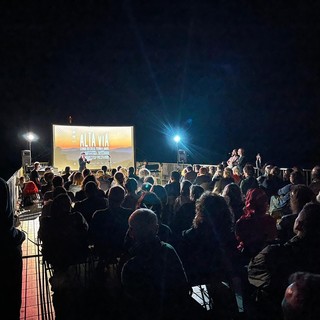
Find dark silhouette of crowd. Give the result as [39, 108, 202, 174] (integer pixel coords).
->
[10, 150, 320, 319]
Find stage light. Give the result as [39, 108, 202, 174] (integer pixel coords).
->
[23, 132, 38, 162]
[173, 135, 181, 143]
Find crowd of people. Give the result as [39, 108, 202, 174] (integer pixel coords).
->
[4, 147, 320, 319]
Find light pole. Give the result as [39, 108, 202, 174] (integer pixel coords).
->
[23, 132, 37, 163]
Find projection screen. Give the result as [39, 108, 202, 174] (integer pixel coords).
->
[53, 124, 135, 172]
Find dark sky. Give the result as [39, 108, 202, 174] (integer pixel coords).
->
[1, 1, 320, 179]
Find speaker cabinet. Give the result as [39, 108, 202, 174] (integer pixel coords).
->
[21, 150, 31, 167]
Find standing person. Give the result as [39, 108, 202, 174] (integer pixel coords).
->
[29, 161, 42, 190]
[0, 177, 26, 320]
[78, 152, 90, 172]
[235, 148, 247, 174]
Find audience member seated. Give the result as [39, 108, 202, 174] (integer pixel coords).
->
[260, 165, 286, 200]
[67, 171, 83, 195]
[222, 182, 244, 224]
[120, 208, 208, 320]
[248, 202, 320, 320]
[177, 192, 240, 319]
[213, 167, 235, 195]
[171, 184, 204, 238]
[239, 164, 259, 198]
[127, 166, 139, 181]
[164, 170, 181, 224]
[269, 170, 305, 219]
[144, 175, 155, 186]
[182, 165, 197, 183]
[89, 186, 133, 269]
[1, 177, 26, 320]
[232, 165, 242, 185]
[74, 174, 105, 202]
[40, 171, 54, 197]
[308, 165, 320, 196]
[95, 169, 111, 192]
[277, 184, 315, 243]
[257, 164, 273, 187]
[73, 181, 108, 225]
[173, 180, 192, 214]
[61, 166, 71, 184]
[38, 193, 89, 271]
[235, 188, 277, 263]
[43, 175, 75, 204]
[22, 180, 40, 207]
[122, 177, 139, 210]
[210, 163, 224, 191]
[282, 272, 320, 320]
[29, 161, 42, 190]
[111, 170, 126, 188]
[151, 184, 171, 225]
[193, 166, 211, 190]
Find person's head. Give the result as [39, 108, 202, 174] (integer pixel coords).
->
[232, 166, 241, 176]
[243, 164, 255, 177]
[44, 171, 54, 184]
[95, 169, 104, 179]
[128, 209, 159, 242]
[119, 167, 128, 178]
[81, 174, 99, 190]
[81, 152, 86, 158]
[128, 166, 135, 175]
[290, 171, 305, 185]
[51, 193, 72, 218]
[34, 161, 40, 170]
[282, 272, 320, 320]
[270, 166, 281, 177]
[244, 188, 269, 216]
[237, 148, 244, 156]
[141, 182, 153, 193]
[190, 184, 204, 202]
[223, 167, 233, 179]
[52, 175, 63, 188]
[111, 168, 117, 176]
[232, 149, 238, 156]
[264, 164, 273, 176]
[222, 183, 243, 206]
[73, 171, 83, 185]
[108, 185, 125, 207]
[84, 181, 98, 198]
[193, 191, 232, 236]
[180, 180, 192, 197]
[101, 165, 107, 173]
[194, 164, 201, 172]
[114, 171, 125, 185]
[64, 166, 71, 174]
[186, 165, 193, 173]
[311, 165, 320, 182]
[136, 191, 162, 220]
[199, 166, 208, 176]
[170, 170, 181, 182]
[125, 177, 138, 193]
[290, 185, 316, 214]
[138, 168, 151, 179]
[150, 184, 168, 206]
[82, 168, 91, 178]
[144, 175, 155, 185]
[293, 202, 320, 238]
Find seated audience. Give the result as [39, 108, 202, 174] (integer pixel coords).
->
[239, 164, 259, 198]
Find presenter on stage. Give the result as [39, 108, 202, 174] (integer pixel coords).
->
[79, 152, 90, 172]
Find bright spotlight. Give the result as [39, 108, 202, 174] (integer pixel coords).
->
[23, 132, 38, 162]
[173, 135, 181, 143]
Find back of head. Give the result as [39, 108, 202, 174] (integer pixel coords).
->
[136, 192, 162, 219]
[108, 185, 125, 206]
[244, 188, 268, 216]
[282, 272, 320, 320]
[85, 181, 98, 197]
[114, 171, 125, 184]
[82, 168, 91, 178]
[141, 182, 153, 193]
[23, 181, 39, 195]
[73, 171, 83, 185]
[223, 167, 233, 178]
[150, 184, 168, 206]
[181, 180, 192, 196]
[44, 171, 54, 184]
[294, 202, 320, 238]
[290, 171, 305, 185]
[290, 185, 316, 214]
[194, 191, 232, 236]
[244, 164, 255, 177]
[190, 184, 204, 202]
[222, 183, 242, 204]
[51, 193, 71, 218]
[52, 175, 63, 188]
[125, 177, 138, 193]
[186, 165, 193, 172]
[101, 165, 107, 173]
[144, 175, 155, 185]
[128, 166, 135, 175]
[170, 170, 180, 182]
[82, 174, 98, 190]
[199, 166, 208, 175]
[311, 165, 320, 181]
[128, 208, 158, 242]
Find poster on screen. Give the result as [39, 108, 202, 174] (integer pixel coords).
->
[52, 124, 135, 172]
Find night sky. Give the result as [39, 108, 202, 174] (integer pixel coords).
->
[1, 1, 320, 179]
